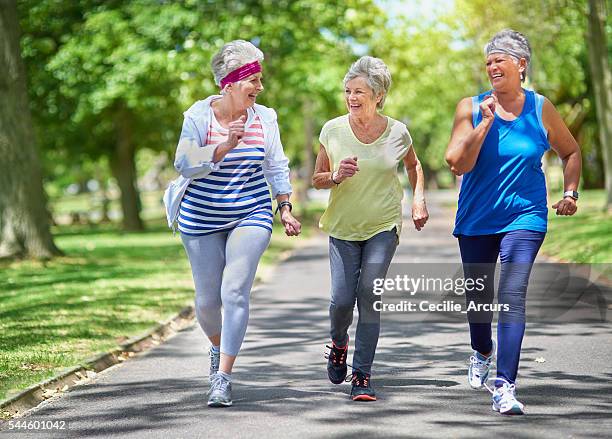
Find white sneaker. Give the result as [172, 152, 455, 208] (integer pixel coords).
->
[208, 373, 232, 407]
[468, 340, 496, 389]
[490, 379, 525, 415]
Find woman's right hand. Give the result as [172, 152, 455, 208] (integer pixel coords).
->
[480, 93, 497, 123]
[227, 115, 246, 148]
[334, 156, 359, 182]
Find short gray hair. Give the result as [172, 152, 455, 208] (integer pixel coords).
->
[343, 56, 392, 110]
[211, 40, 264, 87]
[484, 29, 531, 81]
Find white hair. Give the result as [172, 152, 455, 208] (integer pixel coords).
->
[484, 29, 531, 81]
[211, 40, 264, 87]
[343, 56, 392, 110]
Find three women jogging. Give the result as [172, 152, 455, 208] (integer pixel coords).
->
[167, 30, 581, 414]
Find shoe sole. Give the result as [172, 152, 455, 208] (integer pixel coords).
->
[352, 394, 377, 401]
[208, 400, 233, 408]
[492, 403, 524, 415]
[328, 376, 346, 385]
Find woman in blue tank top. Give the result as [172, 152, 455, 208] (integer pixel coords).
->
[445, 29, 582, 415]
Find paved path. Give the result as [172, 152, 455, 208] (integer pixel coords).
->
[2, 192, 611, 438]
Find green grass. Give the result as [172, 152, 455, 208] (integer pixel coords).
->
[0, 209, 318, 402]
[542, 189, 611, 263]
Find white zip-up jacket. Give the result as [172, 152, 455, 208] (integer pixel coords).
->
[163, 96, 292, 229]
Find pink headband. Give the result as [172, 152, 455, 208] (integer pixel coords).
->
[220, 61, 262, 89]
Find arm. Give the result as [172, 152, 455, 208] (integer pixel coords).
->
[262, 119, 301, 236]
[542, 98, 582, 216]
[211, 116, 246, 163]
[262, 121, 292, 197]
[403, 147, 429, 231]
[445, 95, 496, 176]
[275, 192, 301, 236]
[312, 144, 336, 189]
[173, 116, 221, 178]
[312, 144, 359, 189]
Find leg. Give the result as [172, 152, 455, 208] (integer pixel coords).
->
[352, 229, 398, 375]
[458, 234, 500, 355]
[329, 236, 362, 347]
[181, 232, 226, 343]
[218, 226, 271, 373]
[497, 230, 545, 384]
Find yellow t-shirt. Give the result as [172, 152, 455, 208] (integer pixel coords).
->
[319, 114, 412, 241]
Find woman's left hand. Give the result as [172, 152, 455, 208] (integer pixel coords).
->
[412, 200, 429, 231]
[281, 211, 302, 236]
[552, 197, 578, 216]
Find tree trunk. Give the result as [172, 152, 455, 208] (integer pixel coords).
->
[109, 108, 144, 231]
[0, 0, 61, 259]
[586, 0, 612, 212]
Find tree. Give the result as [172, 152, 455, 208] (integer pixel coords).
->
[0, 0, 61, 258]
[586, 0, 612, 211]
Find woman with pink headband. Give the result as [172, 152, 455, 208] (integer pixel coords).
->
[164, 39, 301, 407]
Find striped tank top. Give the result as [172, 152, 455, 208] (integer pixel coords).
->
[178, 108, 273, 235]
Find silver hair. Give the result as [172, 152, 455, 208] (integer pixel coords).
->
[484, 29, 531, 82]
[211, 40, 264, 88]
[343, 56, 392, 110]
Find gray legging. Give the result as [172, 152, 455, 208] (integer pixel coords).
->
[329, 228, 398, 375]
[181, 226, 271, 356]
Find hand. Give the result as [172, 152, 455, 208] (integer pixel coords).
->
[552, 197, 578, 216]
[227, 115, 246, 148]
[281, 210, 301, 236]
[480, 93, 497, 123]
[412, 199, 429, 231]
[335, 156, 359, 182]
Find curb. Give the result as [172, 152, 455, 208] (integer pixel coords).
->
[0, 306, 195, 419]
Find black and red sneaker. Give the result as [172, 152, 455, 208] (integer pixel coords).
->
[349, 371, 376, 401]
[325, 340, 348, 384]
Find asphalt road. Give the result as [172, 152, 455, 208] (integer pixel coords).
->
[2, 192, 611, 438]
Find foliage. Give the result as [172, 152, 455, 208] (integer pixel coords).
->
[17, 0, 610, 196]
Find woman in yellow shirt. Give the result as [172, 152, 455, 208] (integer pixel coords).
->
[312, 56, 429, 401]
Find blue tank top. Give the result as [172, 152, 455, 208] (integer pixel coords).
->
[453, 89, 550, 236]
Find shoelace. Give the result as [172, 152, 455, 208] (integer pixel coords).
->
[208, 374, 230, 395]
[324, 344, 347, 366]
[323, 345, 368, 383]
[348, 372, 370, 388]
[483, 377, 516, 397]
[469, 354, 492, 376]
[324, 346, 370, 377]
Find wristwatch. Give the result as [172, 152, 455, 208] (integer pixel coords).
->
[331, 171, 340, 185]
[563, 190, 579, 200]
